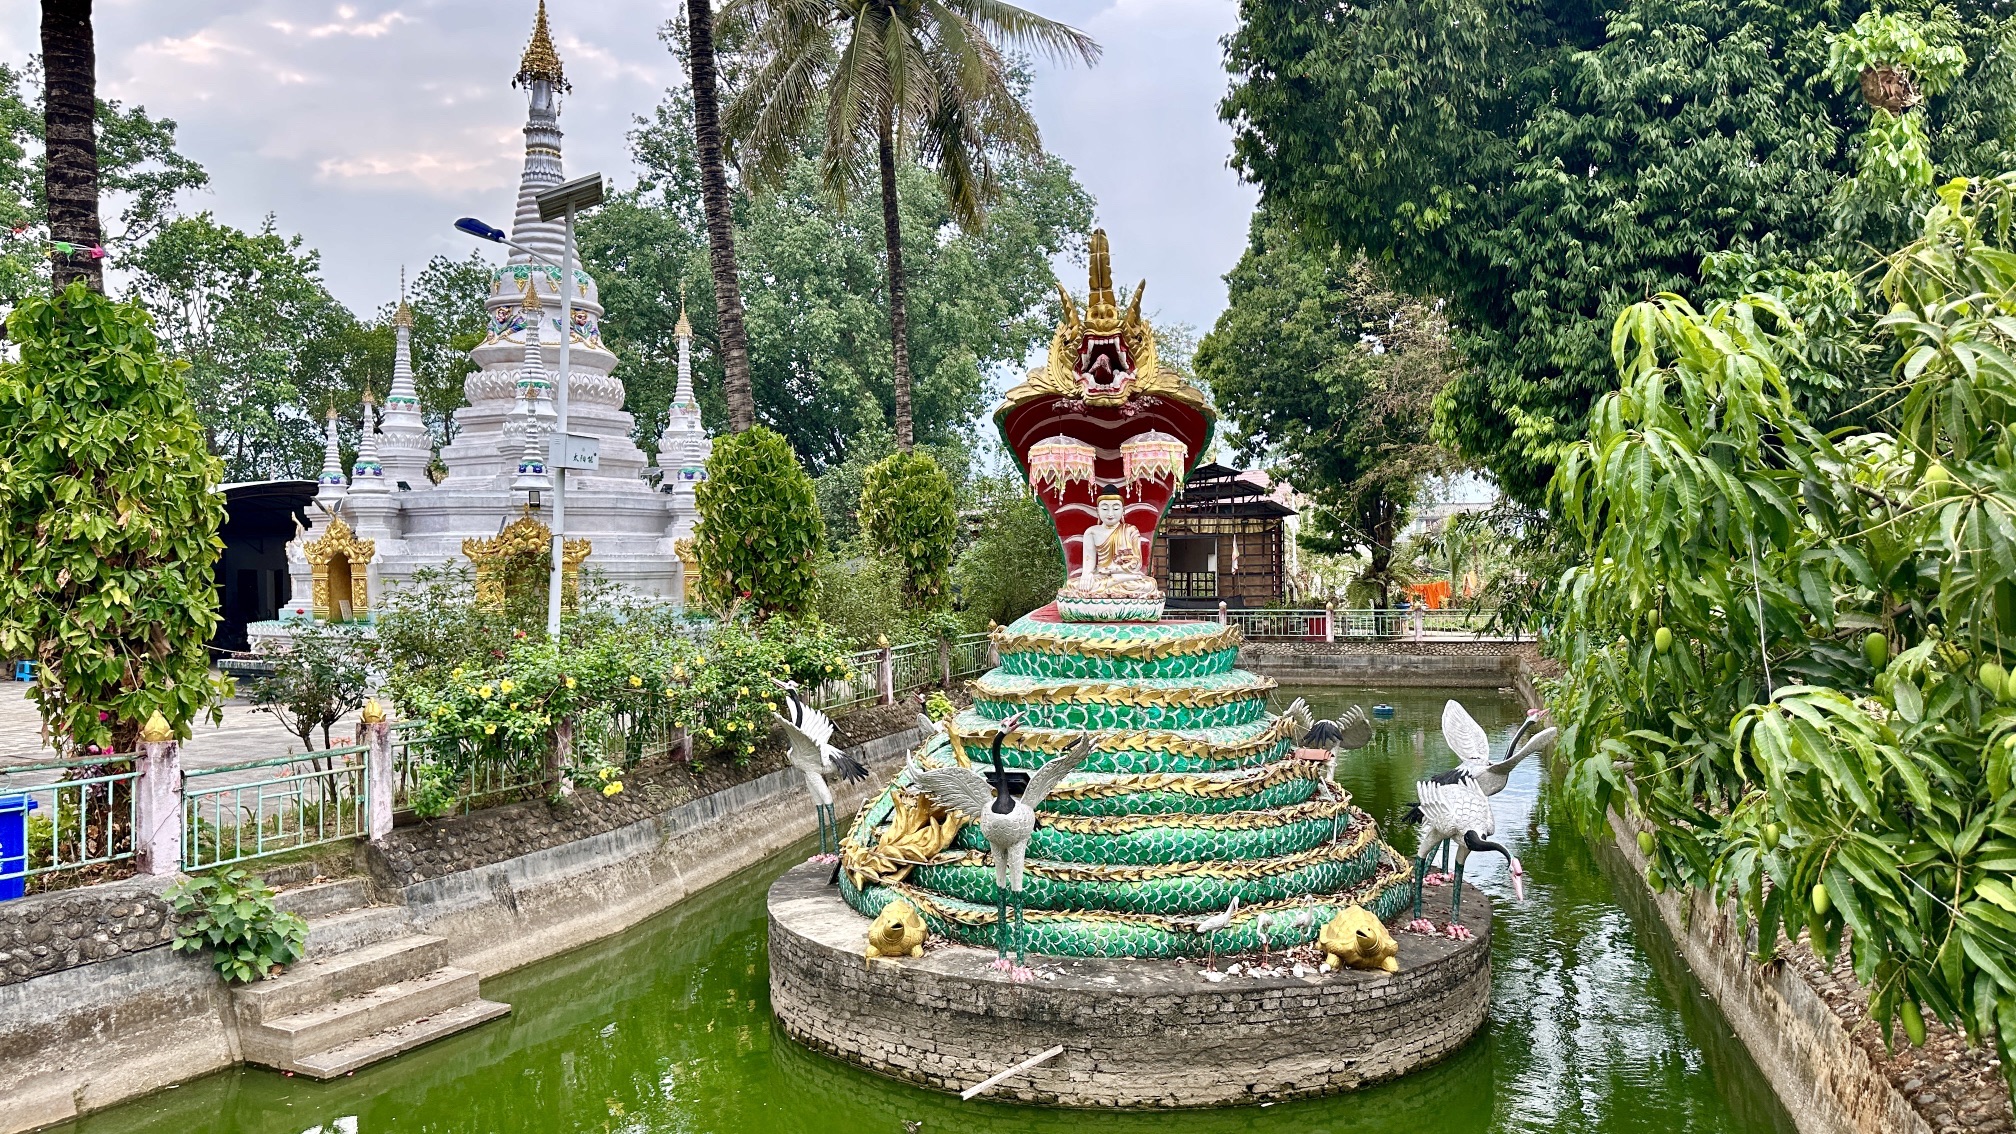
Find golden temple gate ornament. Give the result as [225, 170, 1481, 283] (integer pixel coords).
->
[462, 515, 591, 611]
[302, 517, 376, 622]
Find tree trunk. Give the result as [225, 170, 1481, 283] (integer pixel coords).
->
[684, 0, 754, 432]
[877, 117, 915, 452]
[42, 0, 102, 294]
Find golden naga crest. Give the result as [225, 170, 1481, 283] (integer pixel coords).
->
[1005, 229, 1201, 410]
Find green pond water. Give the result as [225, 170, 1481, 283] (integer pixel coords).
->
[57, 686, 1797, 1134]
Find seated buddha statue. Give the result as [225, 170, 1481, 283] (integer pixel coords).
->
[1060, 486, 1162, 601]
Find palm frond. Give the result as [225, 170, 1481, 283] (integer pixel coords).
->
[939, 0, 1100, 66]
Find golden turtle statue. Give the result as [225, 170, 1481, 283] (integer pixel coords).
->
[1320, 905, 1399, 973]
[865, 898, 926, 965]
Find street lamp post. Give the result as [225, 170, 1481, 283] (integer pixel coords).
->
[454, 171, 603, 640]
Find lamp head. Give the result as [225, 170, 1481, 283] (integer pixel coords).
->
[455, 217, 507, 243]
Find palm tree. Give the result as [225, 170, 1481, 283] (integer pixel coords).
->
[725, 0, 1097, 450]
[42, 0, 101, 294]
[684, 0, 756, 432]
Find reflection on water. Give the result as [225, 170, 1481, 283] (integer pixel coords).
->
[57, 687, 1795, 1134]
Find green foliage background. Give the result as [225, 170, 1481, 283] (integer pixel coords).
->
[1552, 175, 2016, 1090]
[1196, 215, 1458, 603]
[1221, 0, 2016, 503]
[0, 285, 228, 747]
[858, 451, 958, 610]
[693, 426, 824, 619]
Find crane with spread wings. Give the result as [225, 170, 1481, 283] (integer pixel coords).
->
[775, 685, 870, 868]
[910, 714, 1093, 980]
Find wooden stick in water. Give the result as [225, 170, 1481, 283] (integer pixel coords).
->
[960, 1044, 1065, 1101]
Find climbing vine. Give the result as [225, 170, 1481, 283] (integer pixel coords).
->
[0, 282, 229, 750]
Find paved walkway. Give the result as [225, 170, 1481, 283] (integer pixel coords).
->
[0, 680, 364, 770]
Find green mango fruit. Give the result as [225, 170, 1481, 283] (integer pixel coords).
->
[1983, 661, 2009, 695]
[1647, 868, 1665, 894]
[2005, 669, 2016, 702]
[1901, 998, 1927, 1047]
[1655, 627, 1674, 654]
[1638, 830, 1656, 855]
[1812, 882, 1831, 916]
[1865, 632, 1890, 670]
[1762, 823, 1781, 850]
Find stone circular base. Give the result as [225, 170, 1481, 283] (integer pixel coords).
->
[767, 863, 1492, 1108]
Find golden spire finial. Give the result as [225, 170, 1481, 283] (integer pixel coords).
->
[1085, 229, 1119, 332]
[393, 266, 413, 327]
[515, 1, 569, 92]
[675, 280, 692, 338]
[520, 272, 545, 311]
[361, 385, 376, 407]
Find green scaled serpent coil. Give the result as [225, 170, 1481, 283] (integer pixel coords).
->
[838, 614, 1414, 958]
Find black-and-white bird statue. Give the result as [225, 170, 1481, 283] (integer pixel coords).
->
[774, 683, 870, 868]
[1405, 768, 1524, 939]
[1285, 698, 1375, 754]
[1422, 700, 1557, 875]
[911, 713, 1093, 981]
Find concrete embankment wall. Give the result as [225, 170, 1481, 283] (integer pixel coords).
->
[0, 725, 924, 1134]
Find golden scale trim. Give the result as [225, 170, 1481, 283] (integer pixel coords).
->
[972, 675, 1278, 710]
[949, 714, 1298, 762]
[988, 622, 1244, 661]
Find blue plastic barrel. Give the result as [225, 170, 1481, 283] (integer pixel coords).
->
[0, 795, 36, 900]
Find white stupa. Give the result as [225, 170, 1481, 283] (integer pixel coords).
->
[281, 2, 707, 625]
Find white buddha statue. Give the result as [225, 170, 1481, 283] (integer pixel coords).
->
[1061, 485, 1161, 601]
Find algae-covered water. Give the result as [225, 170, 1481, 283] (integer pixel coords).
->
[55, 686, 1797, 1134]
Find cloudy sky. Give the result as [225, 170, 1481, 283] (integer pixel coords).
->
[0, 0, 1255, 336]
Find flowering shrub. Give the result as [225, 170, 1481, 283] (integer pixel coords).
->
[388, 613, 849, 774]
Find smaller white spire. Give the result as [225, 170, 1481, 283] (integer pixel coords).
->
[314, 406, 347, 512]
[380, 268, 432, 487]
[350, 391, 389, 493]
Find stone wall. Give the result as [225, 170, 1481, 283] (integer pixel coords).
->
[0, 876, 174, 986]
[1239, 641, 1530, 686]
[767, 864, 1492, 1107]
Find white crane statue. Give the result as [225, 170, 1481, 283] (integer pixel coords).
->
[1406, 769, 1524, 938]
[1422, 701, 1556, 877]
[911, 713, 1093, 981]
[774, 684, 870, 867]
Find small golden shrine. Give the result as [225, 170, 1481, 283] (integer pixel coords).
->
[462, 515, 591, 610]
[303, 517, 376, 621]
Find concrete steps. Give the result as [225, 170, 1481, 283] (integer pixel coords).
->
[234, 882, 509, 1079]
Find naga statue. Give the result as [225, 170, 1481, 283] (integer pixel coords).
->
[836, 231, 1415, 961]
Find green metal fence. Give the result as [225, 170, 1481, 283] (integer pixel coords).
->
[181, 748, 369, 869]
[0, 756, 138, 885]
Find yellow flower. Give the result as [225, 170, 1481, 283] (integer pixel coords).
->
[451, 667, 465, 678]
[629, 675, 643, 687]
[671, 664, 686, 680]
[499, 679, 515, 694]
[737, 686, 748, 697]
[823, 663, 833, 673]
[764, 701, 776, 711]
[478, 686, 493, 700]
[510, 702, 519, 711]
[564, 676, 577, 689]
[664, 688, 676, 700]
[742, 744, 754, 754]
[602, 782, 624, 797]
[483, 723, 497, 736]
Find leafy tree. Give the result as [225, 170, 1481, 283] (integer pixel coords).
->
[1551, 174, 2016, 1101]
[129, 214, 368, 480]
[953, 473, 1063, 628]
[247, 621, 370, 752]
[0, 283, 228, 750]
[580, 86, 1091, 471]
[693, 425, 824, 618]
[859, 450, 959, 609]
[1220, 0, 2016, 504]
[724, 0, 1098, 450]
[0, 59, 207, 311]
[1195, 217, 1456, 606]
